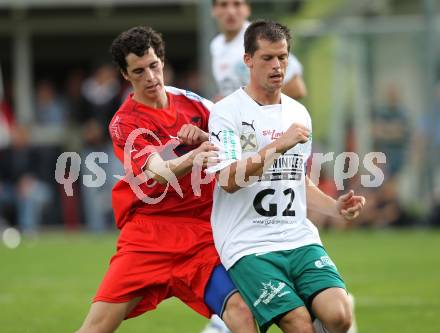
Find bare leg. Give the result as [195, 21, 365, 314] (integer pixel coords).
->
[277, 306, 314, 333]
[347, 293, 358, 333]
[313, 292, 357, 333]
[312, 288, 352, 333]
[76, 297, 142, 333]
[221, 293, 257, 333]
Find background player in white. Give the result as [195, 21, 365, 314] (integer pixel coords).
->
[210, 0, 306, 100]
[207, 20, 365, 333]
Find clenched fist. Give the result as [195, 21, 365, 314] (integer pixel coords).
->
[277, 123, 311, 151]
[177, 124, 209, 146]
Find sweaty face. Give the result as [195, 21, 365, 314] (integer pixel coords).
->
[212, 0, 250, 35]
[122, 48, 165, 102]
[245, 38, 289, 93]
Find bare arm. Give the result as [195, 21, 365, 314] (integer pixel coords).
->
[217, 123, 310, 193]
[306, 176, 339, 218]
[306, 176, 366, 221]
[177, 124, 209, 146]
[144, 123, 216, 185]
[282, 75, 307, 100]
[146, 141, 218, 185]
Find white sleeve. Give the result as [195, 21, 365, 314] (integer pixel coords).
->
[284, 53, 303, 83]
[303, 106, 313, 160]
[206, 103, 242, 174]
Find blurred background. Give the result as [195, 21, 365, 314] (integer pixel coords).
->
[0, 0, 439, 332]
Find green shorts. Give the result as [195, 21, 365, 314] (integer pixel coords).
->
[228, 244, 346, 333]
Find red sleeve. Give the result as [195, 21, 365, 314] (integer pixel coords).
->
[201, 105, 210, 133]
[193, 102, 210, 133]
[109, 114, 157, 177]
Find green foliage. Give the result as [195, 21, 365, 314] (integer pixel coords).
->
[300, 36, 335, 142]
[292, 0, 347, 20]
[279, 0, 349, 143]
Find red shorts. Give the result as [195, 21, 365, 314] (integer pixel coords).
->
[94, 215, 220, 319]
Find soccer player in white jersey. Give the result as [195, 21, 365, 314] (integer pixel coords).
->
[207, 4, 304, 331]
[205, 2, 358, 333]
[206, 20, 365, 333]
[204, 3, 305, 332]
[210, 0, 306, 100]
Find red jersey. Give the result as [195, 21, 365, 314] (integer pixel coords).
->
[108, 87, 214, 229]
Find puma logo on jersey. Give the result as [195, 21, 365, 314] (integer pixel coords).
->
[211, 130, 222, 141]
[242, 120, 255, 131]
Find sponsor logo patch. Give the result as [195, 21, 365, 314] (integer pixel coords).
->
[314, 256, 336, 269]
[253, 280, 291, 307]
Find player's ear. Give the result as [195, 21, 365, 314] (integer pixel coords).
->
[121, 70, 129, 81]
[243, 3, 251, 19]
[243, 53, 252, 68]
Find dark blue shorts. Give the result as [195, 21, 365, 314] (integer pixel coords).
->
[204, 264, 238, 318]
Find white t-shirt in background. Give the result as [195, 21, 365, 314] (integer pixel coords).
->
[210, 22, 303, 97]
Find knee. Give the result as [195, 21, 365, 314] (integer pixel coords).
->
[313, 290, 353, 333]
[326, 308, 352, 333]
[278, 310, 314, 333]
[222, 293, 254, 329]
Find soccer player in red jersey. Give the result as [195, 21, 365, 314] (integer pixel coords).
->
[76, 26, 256, 333]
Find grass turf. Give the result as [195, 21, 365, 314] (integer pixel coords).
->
[1, 229, 439, 332]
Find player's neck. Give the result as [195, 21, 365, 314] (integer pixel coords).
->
[133, 90, 169, 109]
[244, 84, 281, 106]
[223, 29, 240, 42]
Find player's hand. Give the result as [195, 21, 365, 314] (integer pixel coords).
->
[336, 190, 366, 220]
[193, 141, 219, 168]
[177, 124, 209, 146]
[280, 123, 310, 149]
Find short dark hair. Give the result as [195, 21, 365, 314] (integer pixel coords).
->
[110, 26, 165, 73]
[212, 0, 249, 6]
[244, 20, 291, 56]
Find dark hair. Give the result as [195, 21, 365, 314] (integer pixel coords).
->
[244, 20, 291, 55]
[212, 0, 249, 6]
[110, 26, 165, 73]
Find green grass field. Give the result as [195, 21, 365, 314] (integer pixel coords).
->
[1, 229, 439, 333]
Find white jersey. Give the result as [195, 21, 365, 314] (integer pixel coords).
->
[210, 22, 303, 97]
[207, 88, 321, 270]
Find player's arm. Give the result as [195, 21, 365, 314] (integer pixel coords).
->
[145, 142, 218, 185]
[216, 142, 285, 193]
[282, 54, 307, 100]
[282, 75, 307, 100]
[177, 124, 209, 145]
[306, 176, 366, 221]
[109, 118, 217, 186]
[214, 123, 310, 193]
